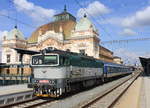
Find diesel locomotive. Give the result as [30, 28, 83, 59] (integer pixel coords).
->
[28, 47, 132, 97]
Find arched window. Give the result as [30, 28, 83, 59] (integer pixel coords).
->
[15, 35, 18, 39]
[3, 36, 6, 40]
[6, 54, 11, 63]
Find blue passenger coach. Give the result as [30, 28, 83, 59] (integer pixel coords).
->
[103, 62, 132, 78]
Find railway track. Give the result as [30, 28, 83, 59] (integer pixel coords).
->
[81, 73, 140, 108]
[1, 73, 140, 108]
[2, 97, 55, 108]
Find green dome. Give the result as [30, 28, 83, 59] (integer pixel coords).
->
[75, 16, 96, 31]
[6, 27, 25, 40]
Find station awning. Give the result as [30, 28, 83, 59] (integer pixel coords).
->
[139, 57, 150, 75]
[12, 48, 40, 55]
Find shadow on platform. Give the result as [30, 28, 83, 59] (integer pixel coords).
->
[140, 71, 150, 78]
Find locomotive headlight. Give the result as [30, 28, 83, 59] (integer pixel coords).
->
[34, 80, 39, 83]
[49, 80, 56, 85]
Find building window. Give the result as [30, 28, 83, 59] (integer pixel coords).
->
[15, 35, 18, 39]
[79, 49, 85, 55]
[17, 65, 19, 74]
[7, 54, 11, 63]
[6, 68, 10, 74]
[0, 68, 1, 75]
[3, 36, 6, 40]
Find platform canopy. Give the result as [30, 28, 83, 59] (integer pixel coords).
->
[139, 57, 150, 75]
[12, 48, 40, 55]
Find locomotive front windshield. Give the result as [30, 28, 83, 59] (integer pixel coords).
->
[32, 55, 58, 65]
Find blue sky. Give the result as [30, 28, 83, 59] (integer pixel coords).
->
[0, 0, 150, 65]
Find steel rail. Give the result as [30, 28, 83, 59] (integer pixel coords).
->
[1, 97, 38, 108]
[82, 73, 140, 108]
[2, 97, 55, 108]
[107, 74, 140, 108]
[23, 99, 55, 108]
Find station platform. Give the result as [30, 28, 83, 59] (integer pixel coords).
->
[140, 76, 150, 108]
[113, 75, 150, 108]
[0, 84, 32, 96]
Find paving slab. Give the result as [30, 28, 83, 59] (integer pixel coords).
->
[140, 76, 150, 108]
[113, 76, 142, 108]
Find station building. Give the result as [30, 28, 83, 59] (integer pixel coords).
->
[1, 7, 114, 65]
[1, 26, 27, 64]
[113, 56, 123, 64]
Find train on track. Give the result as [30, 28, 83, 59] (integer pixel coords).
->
[28, 47, 133, 97]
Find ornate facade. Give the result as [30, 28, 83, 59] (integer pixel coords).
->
[1, 26, 27, 64]
[113, 56, 123, 64]
[99, 46, 113, 62]
[1, 8, 114, 64]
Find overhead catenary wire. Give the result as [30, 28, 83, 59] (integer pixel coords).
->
[8, 0, 18, 27]
[3, 0, 114, 39]
[2, 1, 149, 45]
[0, 0, 52, 29]
[8, 0, 52, 25]
[0, 13, 37, 28]
[74, 0, 114, 40]
[0, 0, 37, 29]
[89, 3, 116, 37]
[101, 37, 150, 44]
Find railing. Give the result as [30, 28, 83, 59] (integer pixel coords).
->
[0, 75, 32, 86]
[0, 64, 32, 86]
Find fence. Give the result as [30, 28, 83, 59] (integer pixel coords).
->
[0, 64, 32, 86]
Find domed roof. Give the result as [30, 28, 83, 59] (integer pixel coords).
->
[75, 15, 96, 31]
[6, 26, 25, 40]
[28, 20, 76, 43]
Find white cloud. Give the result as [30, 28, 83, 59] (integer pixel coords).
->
[114, 48, 140, 65]
[122, 6, 150, 28]
[119, 28, 137, 36]
[77, 1, 110, 18]
[114, 48, 150, 65]
[100, 6, 150, 28]
[99, 17, 122, 25]
[13, 0, 56, 24]
[98, 6, 150, 36]
[142, 52, 150, 58]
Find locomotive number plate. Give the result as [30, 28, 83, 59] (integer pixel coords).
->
[39, 80, 49, 83]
